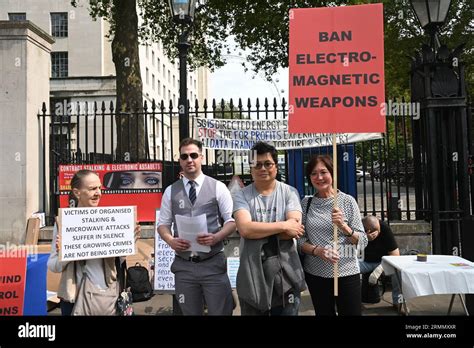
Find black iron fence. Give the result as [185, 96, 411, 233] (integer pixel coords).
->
[38, 97, 440, 225]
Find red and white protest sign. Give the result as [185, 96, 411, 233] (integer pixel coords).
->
[0, 254, 27, 316]
[289, 4, 386, 133]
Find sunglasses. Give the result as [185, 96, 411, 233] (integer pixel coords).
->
[251, 161, 275, 170]
[180, 152, 200, 160]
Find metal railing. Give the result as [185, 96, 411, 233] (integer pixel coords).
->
[38, 97, 425, 224]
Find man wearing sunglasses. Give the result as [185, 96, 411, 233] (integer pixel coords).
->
[158, 138, 236, 315]
[233, 141, 306, 315]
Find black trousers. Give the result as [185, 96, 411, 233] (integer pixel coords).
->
[305, 272, 361, 316]
[60, 300, 74, 316]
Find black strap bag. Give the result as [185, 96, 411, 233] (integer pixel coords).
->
[126, 262, 155, 302]
[299, 196, 313, 265]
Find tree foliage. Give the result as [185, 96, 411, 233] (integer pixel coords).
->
[74, 0, 472, 161]
[82, 0, 472, 98]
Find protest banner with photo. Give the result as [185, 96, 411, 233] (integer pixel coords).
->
[0, 254, 27, 315]
[58, 206, 136, 262]
[289, 4, 386, 133]
[58, 163, 162, 222]
[196, 117, 382, 150]
[154, 210, 175, 292]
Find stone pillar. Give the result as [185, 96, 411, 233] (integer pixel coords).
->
[0, 21, 54, 244]
[391, 221, 432, 255]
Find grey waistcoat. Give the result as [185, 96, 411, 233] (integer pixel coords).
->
[171, 175, 224, 259]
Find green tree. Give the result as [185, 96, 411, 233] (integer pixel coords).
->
[76, 0, 473, 160]
[72, 0, 145, 161]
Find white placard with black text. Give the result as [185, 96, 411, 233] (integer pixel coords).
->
[59, 206, 136, 261]
[154, 210, 176, 291]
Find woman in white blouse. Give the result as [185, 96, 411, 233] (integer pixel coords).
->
[297, 155, 367, 315]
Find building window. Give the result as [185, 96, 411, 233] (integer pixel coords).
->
[146, 45, 149, 59]
[146, 68, 149, 84]
[51, 52, 68, 77]
[152, 74, 155, 90]
[158, 80, 161, 94]
[173, 75, 175, 87]
[168, 70, 171, 83]
[168, 90, 171, 101]
[162, 64, 165, 77]
[152, 51, 155, 66]
[50, 13, 68, 37]
[157, 58, 161, 72]
[8, 13, 26, 21]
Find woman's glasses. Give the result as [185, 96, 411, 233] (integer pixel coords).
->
[180, 152, 200, 160]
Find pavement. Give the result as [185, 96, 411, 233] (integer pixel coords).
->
[45, 236, 467, 316]
[132, 289, 466, 316]
[48, 287, 466, 316]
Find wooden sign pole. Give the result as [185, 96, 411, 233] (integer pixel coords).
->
[332, 133, 338, 297]
[56, 211, 62, 262]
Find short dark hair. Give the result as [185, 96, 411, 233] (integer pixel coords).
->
[305, 155, 334, 185]
[69, 170, 99, 207]
[179, 138, 202, 153]
[251, 141, 278, 164]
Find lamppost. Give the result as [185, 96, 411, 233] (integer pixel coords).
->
[169, 0, 196, 141]
[410, 0, 451, 49]
[409, 0, 471, 256]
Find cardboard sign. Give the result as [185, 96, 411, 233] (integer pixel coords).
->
[0, 253, 27, 315]
[59, 163, 162, 222]
[289, 4, 386, 133]
[59, 206, 136, 261]
[154, 210, 176, 292]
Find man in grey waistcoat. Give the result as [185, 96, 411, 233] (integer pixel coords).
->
[158, 138, 236, 315]
[233, 141, 306, 315]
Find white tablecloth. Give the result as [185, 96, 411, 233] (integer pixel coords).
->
[381, 255, 474, 300]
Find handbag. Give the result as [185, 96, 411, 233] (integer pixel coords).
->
[116, 287, 134, 316]
[72, 259, 120, 316]
[116, 258, 134, 316]
[299, 196, 313, 265]
[72, 272, 119, 316]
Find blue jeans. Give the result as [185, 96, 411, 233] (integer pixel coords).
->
[359, 261, 401, 304]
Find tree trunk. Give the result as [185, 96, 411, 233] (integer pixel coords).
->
[112, 0, 146, 162]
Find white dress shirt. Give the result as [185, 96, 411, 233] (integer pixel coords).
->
[158, 172, 235, 227]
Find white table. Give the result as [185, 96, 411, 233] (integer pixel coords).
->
[381, 255, 474, 315]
